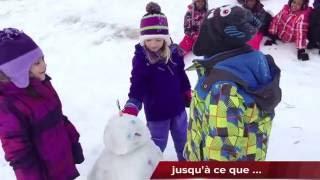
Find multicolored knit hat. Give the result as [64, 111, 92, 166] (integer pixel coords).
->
[139, 2, 171, 46]
[0, 28, 43, 88]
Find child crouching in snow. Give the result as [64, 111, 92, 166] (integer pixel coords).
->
[0, 28, 84, 180]
[88, 114, 162, 180]
[122, 2, 192, 161]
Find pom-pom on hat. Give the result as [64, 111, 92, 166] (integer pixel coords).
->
[139, 2, 171, 46]
[0, 28, 43, 88]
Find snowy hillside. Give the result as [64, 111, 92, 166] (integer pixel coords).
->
[1, 0, 320, 179]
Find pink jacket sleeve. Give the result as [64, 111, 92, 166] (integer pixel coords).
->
[294, 8, 312, 49]
[269, 5, 287, 35]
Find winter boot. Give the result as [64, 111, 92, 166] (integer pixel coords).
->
[297, 49, 309, 61]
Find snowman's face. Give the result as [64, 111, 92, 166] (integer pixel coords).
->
[104, 114, 151, 155]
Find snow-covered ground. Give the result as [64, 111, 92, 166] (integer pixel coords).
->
[1, 0, 320, 179]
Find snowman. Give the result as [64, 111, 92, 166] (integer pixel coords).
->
[88, 114, 163, 180]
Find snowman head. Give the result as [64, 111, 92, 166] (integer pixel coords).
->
[103, 114, 151, 155]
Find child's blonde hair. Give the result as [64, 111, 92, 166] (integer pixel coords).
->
[159, 40, 171, 64]
[145, 40, 171, 64]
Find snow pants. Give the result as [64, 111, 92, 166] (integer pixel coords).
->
[147, 110, 188, 161]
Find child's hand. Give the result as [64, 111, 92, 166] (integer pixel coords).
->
[264, 39, 276, 46]
[121, 106, 138, 116]
[264, 34, 278, 46]
[184, 90, 192, 108]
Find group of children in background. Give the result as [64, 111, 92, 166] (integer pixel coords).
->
[234, 0, 320, 60]
[0, 0, 319, 179]
[179, 0, 208, 55]
[242, 0, 320, 61]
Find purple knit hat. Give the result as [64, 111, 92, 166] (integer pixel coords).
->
[0, 28, 43, 88]
[139, 2, 171, 46]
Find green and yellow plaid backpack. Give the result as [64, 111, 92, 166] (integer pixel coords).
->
[184, 46, 281, 161]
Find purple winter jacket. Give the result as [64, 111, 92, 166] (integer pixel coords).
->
[0, 76, 84, 180]
[127, 44, 191, 122]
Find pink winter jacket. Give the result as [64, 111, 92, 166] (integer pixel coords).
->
[269, 5, 312, 49]
[0, 76, 84, 180]
[183, 4, 207, 37]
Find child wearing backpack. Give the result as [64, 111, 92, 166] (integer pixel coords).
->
[265, 0, 312, 61]
[243, 0, 273, 50]
[184, 5, 281, 161]
[179, 0, 208, 56]
[307, 0, 320, 54]
[0, 28, 84, 180]
[121, 2, 191, 161]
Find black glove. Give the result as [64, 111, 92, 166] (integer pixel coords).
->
[184, 90, 192, 108]
[264, 34, 278, 46]
[264, 39, 274, 46]
[297, 49, 309, 61]
[72, 142, 85, 164]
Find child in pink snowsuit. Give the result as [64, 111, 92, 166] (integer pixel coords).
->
[179, 0, 208, 56]
[265, 0, 312, 61]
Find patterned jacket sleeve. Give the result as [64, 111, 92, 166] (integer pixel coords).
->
[184, 10, 193, 36]
[127, 56, 147, 110]
[268, 5, 287, 35]
[0, 103, 44, 180]
[295, 12, 310, 49]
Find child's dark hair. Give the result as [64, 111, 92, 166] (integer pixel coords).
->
[288, 0, 309, 9]
[193, 0, 208, 11]
[244, 0, 260, 4]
